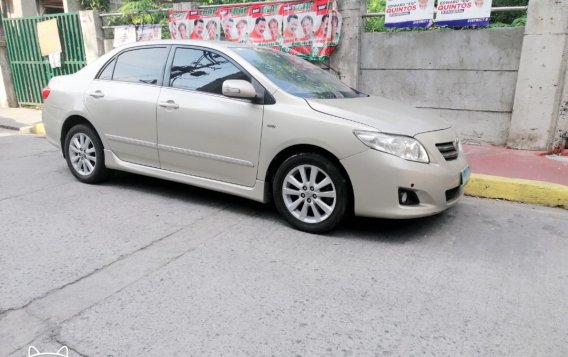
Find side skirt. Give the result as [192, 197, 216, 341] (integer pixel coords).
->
[104, 149, 268, 203]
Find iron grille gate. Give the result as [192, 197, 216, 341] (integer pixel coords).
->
[2, 13, 86, 105]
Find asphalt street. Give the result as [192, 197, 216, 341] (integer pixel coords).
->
[1, 132, 567, 356]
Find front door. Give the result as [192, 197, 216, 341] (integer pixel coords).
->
[157, 47, 264, 187]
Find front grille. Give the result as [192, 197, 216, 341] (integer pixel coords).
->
[445, 185, 461, 202]
[436, 142, 458, 161]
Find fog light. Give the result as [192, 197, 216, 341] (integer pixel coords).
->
[398, 189, 420, 206]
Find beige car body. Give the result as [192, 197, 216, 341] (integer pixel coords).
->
[43, 40, 468, 219]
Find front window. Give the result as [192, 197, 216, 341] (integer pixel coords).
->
[169, 48, 249, 95]
[234, 47, 359, 99]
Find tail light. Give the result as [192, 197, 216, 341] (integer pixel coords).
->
[42, 87, 51, 100]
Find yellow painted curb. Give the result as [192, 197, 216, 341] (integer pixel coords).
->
[20, 122, 45, 136]
[465, 173, 568, 209]
[30, 122, 45, 136]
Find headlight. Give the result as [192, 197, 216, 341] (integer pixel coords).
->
[353, 130, 430, 163]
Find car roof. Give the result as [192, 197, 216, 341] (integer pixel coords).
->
[115, 39, 256, 52]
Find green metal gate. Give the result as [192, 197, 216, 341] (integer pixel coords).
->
[2, 13, 86, 105]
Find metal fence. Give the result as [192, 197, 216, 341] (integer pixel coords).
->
[2, 13, 86, 105]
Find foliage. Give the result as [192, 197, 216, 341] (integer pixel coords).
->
[365, 0, 529, 32]
[114, 0, 162, 25]
[108, 0, 170, 39]
[80, 0, 110, 11]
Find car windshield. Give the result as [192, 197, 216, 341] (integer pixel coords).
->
[234, 47, 360, 99]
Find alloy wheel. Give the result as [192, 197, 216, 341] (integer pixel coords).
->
[281, 164, 337, 224]
[69, 132, 96, 176]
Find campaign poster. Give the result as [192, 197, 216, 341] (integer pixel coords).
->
[113, 25, 136, 48]
[329, 9, 342, 47]
[201, 7, 221, 41]
[280, 1, 317, 58]
[218, 5, 251, 43]
[247, 3, 283, 49]
[309, 1, 340, 60]
[435, 0, 492, 27]
[168, 10, 190, 40]
[137, 24, 162, 41]
[384, 0, 435, 28]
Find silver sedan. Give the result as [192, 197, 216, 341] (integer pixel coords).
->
[42, 40, 469, 233]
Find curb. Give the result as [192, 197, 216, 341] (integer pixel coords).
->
[19, 122, 45, 136]
[465, 173, 568, 209]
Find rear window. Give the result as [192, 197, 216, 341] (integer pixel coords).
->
[111, 47, 169, 85]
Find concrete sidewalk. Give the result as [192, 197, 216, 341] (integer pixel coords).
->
[0, 107, 44, 134]
[1, 107, 566, 210]
[464, 144, 568, 209]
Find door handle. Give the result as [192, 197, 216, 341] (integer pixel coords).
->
[159, 100, 179, 110]
[89, 90, 104, 99]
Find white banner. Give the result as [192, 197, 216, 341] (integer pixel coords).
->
[436, 0, 492, 27]
[113, 26, 136, 48]
[384, 0, 435, 28]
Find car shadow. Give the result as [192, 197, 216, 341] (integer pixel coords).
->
[102, 171, 447, 244]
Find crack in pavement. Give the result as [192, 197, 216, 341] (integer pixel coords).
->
[0, 206, 227, 318]
[0, 205, 244, 355]
[53, 338, 91, 357]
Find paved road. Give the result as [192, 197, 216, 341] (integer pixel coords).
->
[1, 133, 567, 357]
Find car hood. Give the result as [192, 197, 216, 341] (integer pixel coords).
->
[306, 96, 451, 137]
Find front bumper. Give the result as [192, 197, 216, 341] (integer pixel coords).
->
[341, 129, 469, 219]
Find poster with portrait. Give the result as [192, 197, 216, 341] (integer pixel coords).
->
[168, 10, 190, 40]
[280, 1, 316, 57]
[168, 0, 342, 62]
[137, 24, 162, 41]
[200, 7, 221, 41]
[384, 0, 435, 28]
[435, 0, 492, 27]
[310, 1, 340, 60]
[218, 5, 251, 43]
[247, 3, 282, 49]
[113, 25, 136, 48]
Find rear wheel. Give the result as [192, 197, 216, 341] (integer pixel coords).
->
[64, 124, 110, 184]
[273, 153, 348, 233]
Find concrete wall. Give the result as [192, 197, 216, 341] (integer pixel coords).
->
[359, 28, 524, 145]
[507, 0, 568, 150]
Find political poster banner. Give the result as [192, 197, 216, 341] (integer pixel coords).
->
[435, 0, 492, 27]
[219, 5, 251, 43]
[167, 0, 342, 62]
[136, 24, 162, 41]
[202, 7, 221, 41]
[247, 3, 282, 49]
[187, 7, 221, 40]
[168, 10, 190, 39]
[113, 25, 136, 48]
[384, 0, 435, 28]
[310, 3, 341, 60]
[280, 1, 316, 56]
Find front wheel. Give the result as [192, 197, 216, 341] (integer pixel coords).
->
[273, 153, 348, 233]
[64, 124, 110, 184]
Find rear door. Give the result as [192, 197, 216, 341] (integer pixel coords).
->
[156, 46, 264, 187]
[84, 46, 170, 168]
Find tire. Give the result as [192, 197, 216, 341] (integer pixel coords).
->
[64, 124, 110, 184]
[273, 153, 348, 233]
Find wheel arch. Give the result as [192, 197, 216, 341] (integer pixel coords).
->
[60, 115, 103, 158]
[264, 144, 354, 212]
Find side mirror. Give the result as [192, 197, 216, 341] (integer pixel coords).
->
[222, 80, 256, 99]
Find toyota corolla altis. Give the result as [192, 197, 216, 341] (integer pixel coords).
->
[42, 40, 470, 233]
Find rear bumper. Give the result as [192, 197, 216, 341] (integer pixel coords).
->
[341, 132, 469, 219]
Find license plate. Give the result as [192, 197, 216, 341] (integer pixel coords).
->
[461, 166, 471, 186]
